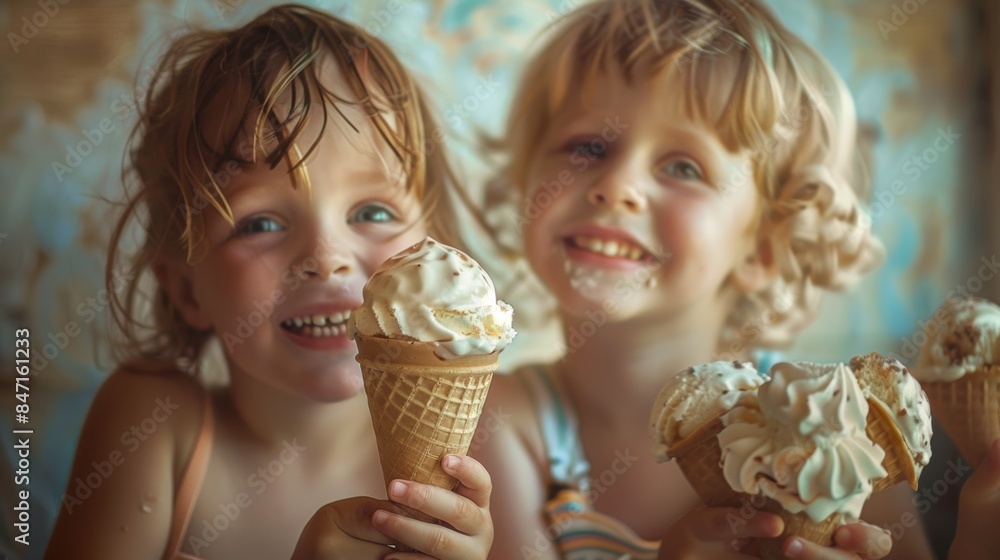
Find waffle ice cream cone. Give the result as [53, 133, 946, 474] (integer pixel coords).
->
[865, 398, 917, 492]
[348, 237, 515, 531]
[667, 417, 744, 508]
[922, 366, 1000, 467]
[912, 297, 1000, 468]
[649, 362, 766, 507]
[356, 334, 498, 520]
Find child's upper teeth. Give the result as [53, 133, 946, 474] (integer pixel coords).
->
[572, 235, 646, 261]
[282, 312, 352, 328]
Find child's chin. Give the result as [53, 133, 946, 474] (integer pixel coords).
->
[304, 367, 365, 402]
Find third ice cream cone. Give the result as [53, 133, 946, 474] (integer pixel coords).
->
[911, 297, 1000, 467]
[922, 365, 1000, 467]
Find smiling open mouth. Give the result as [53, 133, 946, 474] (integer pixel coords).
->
[280, 311, 351, 338]
[565, 234, 653, 262]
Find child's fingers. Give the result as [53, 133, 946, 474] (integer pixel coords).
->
[441, 454, 492, 509]
[372, 509, 482, 560]
[779, 536, 868, 560]
[962, 438, 1000, 501]
[321, 497, 399, 545]
[387, 479, 488, 536]
[832, 522, 892, 559]
[688, 506, 784, 542]
[291, 498, 398, 559]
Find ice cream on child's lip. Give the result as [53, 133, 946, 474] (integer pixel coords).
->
[347, 237, 516, 359]
[914, 296, 1000, 382]
[718, 362, 887, 522]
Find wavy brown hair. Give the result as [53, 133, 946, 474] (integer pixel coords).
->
[107, 4, 461, 373]
[488, 0, 883, 353]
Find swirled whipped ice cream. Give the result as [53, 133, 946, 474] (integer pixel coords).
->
[914, 297, 1000, 382]
[348, 237, 515, 359]
[650, 361, 766, 460]
[718, 362, 887, 522]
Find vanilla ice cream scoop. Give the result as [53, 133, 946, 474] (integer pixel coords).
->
[348, 237, 515, 359]
[650, 361, 766, 460]
[718, 362, 887, 522]
[914, 297, 1000, 382]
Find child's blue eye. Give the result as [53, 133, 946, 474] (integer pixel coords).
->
[660, 160, 703, 181]
[238, 216, 283, 235]
[350, 204, 396, 224]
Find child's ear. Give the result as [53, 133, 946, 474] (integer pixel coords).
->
[152, 257, 212, 330]
[731, 239, 778, 294]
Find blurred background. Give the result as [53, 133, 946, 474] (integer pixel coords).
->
[0, 0, 997, 558]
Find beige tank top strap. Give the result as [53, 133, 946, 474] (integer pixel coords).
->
[162, 390, 214, 559]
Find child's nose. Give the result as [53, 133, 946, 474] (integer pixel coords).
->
[300, 238, 354, 280]
[586, 172, 646, 212]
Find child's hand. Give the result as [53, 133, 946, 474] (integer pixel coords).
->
[949, 438, 1000, 560]
[658, 505, 784, 559]
[291, 455, 493, 560]
[372, 454, 494, 560]
[772, 521, 892, 559]
[291, 496, 399, 559]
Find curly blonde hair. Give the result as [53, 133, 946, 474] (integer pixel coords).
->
[489, 0, 883, 352]
[108, 4, 461, 373]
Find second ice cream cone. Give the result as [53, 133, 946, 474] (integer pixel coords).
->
[668, 417, 744, 508]
[922, 366, 1000, 467]
[356, 334, 498, 521]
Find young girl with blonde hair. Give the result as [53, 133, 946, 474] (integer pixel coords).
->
[45, 5, 493, 559]
[472, 0, 978, 558]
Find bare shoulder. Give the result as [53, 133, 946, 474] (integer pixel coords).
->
[44, 366, 208, 560]
[481, 366, 544, 457]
